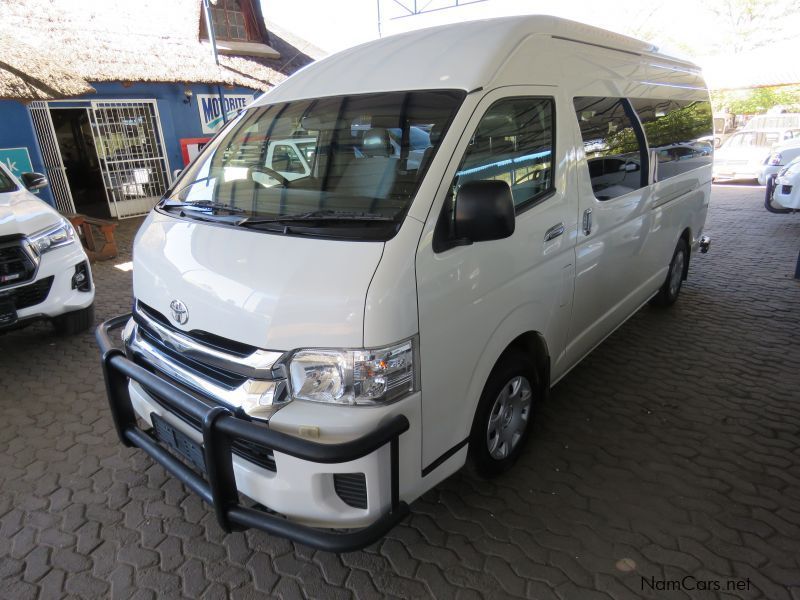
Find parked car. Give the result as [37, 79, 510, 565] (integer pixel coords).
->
[757, 138, 800, 185]
[95, 16, 713, 551]
[0, 163, 95, 334]
[765, 155, 800, 213]
[713, 127, 800, 182]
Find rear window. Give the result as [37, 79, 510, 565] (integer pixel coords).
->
[0, 167, 17, 193]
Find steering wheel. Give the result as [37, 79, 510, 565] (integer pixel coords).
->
[250, 165, 290, 187]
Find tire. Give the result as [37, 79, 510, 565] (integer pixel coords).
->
[53, 303, 95, 336]
[651, 238, 688, 307]
[765, 175, 793, 214]
[468, 353, 537, 478]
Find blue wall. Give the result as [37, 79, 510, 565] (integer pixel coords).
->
[0, 100, 55, 205]
[0, 81, 261, 209]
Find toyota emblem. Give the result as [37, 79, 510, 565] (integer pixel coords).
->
[169, 300, 189, 325]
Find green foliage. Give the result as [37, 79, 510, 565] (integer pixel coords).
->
[710, 86, 800, 114]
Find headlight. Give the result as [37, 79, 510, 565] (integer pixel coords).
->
[28, 218, 75, 255]
[287, 338, 417, 405]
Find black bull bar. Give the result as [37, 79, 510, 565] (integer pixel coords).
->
[96, 314, 410, 552]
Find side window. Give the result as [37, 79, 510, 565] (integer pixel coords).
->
[455, 96, 555, 210]
[573, 97, 645, 201]
[629, 98, 713, 180]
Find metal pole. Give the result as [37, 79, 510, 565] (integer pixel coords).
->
[376, 0, 382, 37]
[202, 0, 228, 125]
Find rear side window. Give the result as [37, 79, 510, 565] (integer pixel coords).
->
[455, 96, 555, 210]
[573, 97, 646, 201]
[629, 98, 713, 180]
[0, 167, 17, 193]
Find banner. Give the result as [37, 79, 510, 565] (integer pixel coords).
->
[197, 94, 254, 134]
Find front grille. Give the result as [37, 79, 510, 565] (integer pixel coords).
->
[0, 240, 36, 288]
[138, 301, 258, 357]
[0, 276, 54, 310]
[137, 324, 247, 390]
[333, 473, 368, 509]
[143, 383, 277, 472]
[782, 185, 793, 194]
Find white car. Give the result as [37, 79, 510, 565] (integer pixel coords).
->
[713, 128, 800, 182]
[768, 155, 800, 212]
[757, 138, 800, 185]
[95, 16, 713, 551]
[0, 163, 95, 334]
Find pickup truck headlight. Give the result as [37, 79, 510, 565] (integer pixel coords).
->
[28, 218, 75, 255]
[287, 338, 417, 405]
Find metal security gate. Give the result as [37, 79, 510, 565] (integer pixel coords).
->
[28, 101, 76, 215]
[88, 100, 172, 219]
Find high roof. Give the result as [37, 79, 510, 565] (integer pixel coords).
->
[0, 0, 325, 101]
[255, 15, 700, 106]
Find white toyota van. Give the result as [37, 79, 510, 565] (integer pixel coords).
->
[97, 16, 713, 551]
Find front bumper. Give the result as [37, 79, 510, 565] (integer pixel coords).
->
[1, 242, 94, 327]
[97, 314, 410, 552]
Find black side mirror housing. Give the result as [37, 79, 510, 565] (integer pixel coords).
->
[21, 172, 48, 192]
[454, 180, 515, 243]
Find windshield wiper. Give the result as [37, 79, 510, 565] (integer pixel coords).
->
[236, 210, 395, 227]
[161, 200, 246, 214]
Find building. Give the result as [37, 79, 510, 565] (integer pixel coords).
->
[0, 0, 323, 219]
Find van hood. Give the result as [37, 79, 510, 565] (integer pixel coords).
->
[714, 145, 769, 163]
[132, 211, 385, 350]
[0, 189, 62, 237]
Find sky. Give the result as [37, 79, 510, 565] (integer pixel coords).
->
[265, 0, 713, 55]
[263, 0, 800, 90]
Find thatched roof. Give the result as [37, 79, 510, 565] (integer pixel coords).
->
[0, 0, 324, 101]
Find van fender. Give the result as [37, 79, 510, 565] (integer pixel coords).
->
[456, 304, 551, 448]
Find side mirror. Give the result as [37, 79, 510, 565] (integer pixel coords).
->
[714, 137, 722, 148]
[21, 172, 48, 192]
[454, 180, 515, 243]
[622, 162, 640, 172]
[172, 168, 183, 181]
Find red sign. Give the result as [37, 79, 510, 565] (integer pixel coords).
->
[180, 137, 212, 166]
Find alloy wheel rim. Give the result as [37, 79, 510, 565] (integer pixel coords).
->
[486, 375, 532, 460]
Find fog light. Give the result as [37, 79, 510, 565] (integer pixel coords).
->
[72, 261, 91, 291]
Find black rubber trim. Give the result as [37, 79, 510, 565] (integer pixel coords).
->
[421, 437, 469, 477]
[97, 314, 410, 552]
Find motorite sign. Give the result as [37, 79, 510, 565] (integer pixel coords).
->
[197, 94, 254, 134]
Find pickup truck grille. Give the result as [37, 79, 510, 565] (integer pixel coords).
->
[0, 240, 37, 288]
[0, 276, 54, 309]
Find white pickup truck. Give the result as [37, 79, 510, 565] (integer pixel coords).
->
[0, 163, 94, 334]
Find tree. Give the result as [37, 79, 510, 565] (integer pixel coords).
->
[704, 0, 800, 53]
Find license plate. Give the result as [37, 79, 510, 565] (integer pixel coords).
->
[151, 413, 206, 472]
[0, 298, 17, 328]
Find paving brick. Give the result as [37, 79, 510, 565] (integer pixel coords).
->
[1, 185, 798, 598]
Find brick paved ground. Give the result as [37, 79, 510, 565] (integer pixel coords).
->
[1, 185, 799, 600]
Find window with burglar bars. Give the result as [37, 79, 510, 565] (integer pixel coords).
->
[209, 0, 258, 41]
[89, 101, 171, 219]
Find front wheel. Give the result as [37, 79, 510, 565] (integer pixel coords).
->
[468, 354, 536, 478]
[651, 238, 688, 307]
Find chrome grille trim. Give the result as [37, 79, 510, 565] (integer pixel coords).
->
[123, 316, 291, 420]
[133, 301, 285, 379]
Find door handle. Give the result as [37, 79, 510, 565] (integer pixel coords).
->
[582, 208, 593, 235]
[544, 222, 565, 241]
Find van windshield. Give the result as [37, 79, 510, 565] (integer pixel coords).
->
[161, 90, 465, 239]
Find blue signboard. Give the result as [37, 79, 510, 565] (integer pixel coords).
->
[0, 147, 34, 178]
